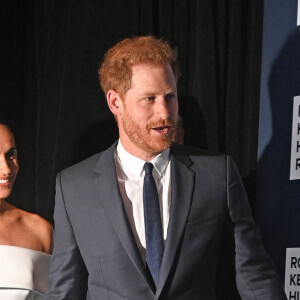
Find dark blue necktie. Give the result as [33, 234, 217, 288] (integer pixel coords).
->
[143, 162, 164, 286]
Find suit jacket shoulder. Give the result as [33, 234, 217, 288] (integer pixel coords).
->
[170, 142, 229, 174]
[59, 141, 117, 180]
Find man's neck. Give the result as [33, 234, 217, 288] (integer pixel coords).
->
[118, 139, 162, 162]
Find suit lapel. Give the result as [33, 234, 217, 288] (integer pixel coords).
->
[93, 142, 154, 290]
[156, 144, 195, 298]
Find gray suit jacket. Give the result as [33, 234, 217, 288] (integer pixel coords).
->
[46, 142, 287, 300]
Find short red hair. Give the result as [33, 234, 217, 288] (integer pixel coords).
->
[99, 36, 180, 97]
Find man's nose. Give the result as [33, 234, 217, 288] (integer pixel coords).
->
[155, 97, 169, 119]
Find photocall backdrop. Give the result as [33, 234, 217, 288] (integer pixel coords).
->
[256, 0, 300, 284]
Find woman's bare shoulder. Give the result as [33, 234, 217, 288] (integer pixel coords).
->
[18, 209, 53, 254]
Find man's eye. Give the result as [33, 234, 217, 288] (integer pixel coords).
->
[166, 93, 176, 101]
[145, 97, 155, 102]
[6, 150, 17, 159]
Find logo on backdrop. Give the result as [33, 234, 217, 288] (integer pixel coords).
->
[285, 248, 300, 299]
[290, 96, 300, 180]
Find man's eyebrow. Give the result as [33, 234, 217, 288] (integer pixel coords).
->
[6, 147, 17, 153]
[140, 89, 177, 96]
[166, 89, 177, 94]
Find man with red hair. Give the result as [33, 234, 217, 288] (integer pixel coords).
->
[46, 36, 286, 299]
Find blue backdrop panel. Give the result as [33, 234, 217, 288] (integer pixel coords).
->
[257, 0, 300, 280]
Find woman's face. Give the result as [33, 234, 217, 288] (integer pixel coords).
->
[0, 125, 19, 200]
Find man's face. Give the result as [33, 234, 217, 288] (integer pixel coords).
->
[0, 125, 19, 200]
[118, 63, 178, 159]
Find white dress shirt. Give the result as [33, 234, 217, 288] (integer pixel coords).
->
[114, 140, 171, 263]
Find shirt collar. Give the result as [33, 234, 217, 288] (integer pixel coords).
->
[116, 140, 170, 178]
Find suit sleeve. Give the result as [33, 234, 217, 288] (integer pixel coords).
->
[45, 173, 87, 300]
[226, 156, 287, 300]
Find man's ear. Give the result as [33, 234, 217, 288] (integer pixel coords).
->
[106, 90, 123, 115]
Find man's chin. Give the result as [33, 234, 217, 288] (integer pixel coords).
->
[145, 137, 173, 154]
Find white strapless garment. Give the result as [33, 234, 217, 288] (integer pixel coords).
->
[0, 245, 51, 299]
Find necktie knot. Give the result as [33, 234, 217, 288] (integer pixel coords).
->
[144, 162, 154, 175]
